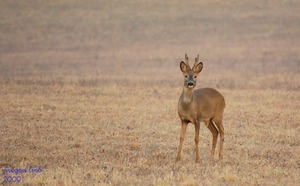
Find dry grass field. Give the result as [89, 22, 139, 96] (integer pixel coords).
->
[1, 0, 300, 185]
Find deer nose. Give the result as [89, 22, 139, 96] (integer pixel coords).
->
[187, 82, 194, 87]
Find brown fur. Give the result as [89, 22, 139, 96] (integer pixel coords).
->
[176, 54, 226, 162]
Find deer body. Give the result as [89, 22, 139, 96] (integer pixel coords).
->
[176, 54, 225, 162]
[178, 88, 225, 124]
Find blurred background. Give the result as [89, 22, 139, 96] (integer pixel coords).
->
[0, 0, 299, 90]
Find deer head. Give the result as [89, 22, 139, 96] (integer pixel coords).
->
[180, 54, 203, 89]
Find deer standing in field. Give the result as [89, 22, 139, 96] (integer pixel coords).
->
[176, 54, 225, 162]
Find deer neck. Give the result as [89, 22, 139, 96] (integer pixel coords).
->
[181, 87, 194, 109]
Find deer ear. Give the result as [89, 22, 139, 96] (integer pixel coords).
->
[193, 62, 203, 73]
[180, 61, 187, 72]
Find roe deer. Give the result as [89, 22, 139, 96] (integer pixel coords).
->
[176, 54, 225, 162]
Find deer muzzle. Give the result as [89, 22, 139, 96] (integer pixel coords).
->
[187, 81, 194, 88]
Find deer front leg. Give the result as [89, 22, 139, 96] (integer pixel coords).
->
[194, 122, 200, 162]
[176, 121, 188, 162]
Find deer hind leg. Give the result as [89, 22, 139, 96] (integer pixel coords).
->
[213, 117, 224, 160]
[207, 119, 219, 160]
[176, 121, 188, 162]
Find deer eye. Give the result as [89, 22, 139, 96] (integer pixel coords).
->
[185, 75, 188, 78]
[194, 76, 197, 78]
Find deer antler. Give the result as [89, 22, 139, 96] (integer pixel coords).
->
[185, 54, 189, 65]
[195, 54, 199, 64]
[192, 54, 200, 69]
[184, 54, 192, 70]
